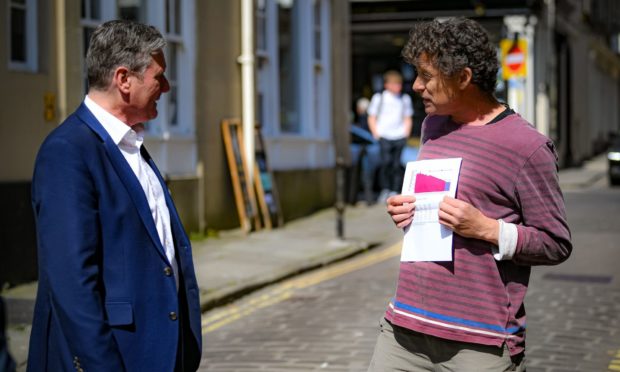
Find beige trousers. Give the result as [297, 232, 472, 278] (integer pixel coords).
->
[367, 317, 526, 372]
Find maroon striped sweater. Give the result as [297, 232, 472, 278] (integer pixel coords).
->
[385, 113, 572, 356]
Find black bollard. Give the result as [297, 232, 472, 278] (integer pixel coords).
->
[336, 156, 346, 240]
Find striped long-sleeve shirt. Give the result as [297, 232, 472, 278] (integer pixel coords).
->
[385, 112, 572, 356]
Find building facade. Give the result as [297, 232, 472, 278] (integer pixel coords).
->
[350, 0, 620, 167]
[0, 0, 351, 287]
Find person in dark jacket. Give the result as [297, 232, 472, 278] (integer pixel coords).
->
[27, 20, 202, 371]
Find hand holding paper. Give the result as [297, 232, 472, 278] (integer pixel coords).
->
[438, 196, 499, 245]
[400, 158, 462, 262]
[386, 194, 416, 229]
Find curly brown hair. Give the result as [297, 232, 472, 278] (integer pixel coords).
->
[402, 17, 499, 95]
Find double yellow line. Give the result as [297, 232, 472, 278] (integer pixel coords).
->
[201, 242, 401, 334]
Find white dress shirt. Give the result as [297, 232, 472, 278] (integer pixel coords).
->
[84, 96, 179, 289]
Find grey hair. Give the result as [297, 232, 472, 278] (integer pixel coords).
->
[86, 20, 166, 91]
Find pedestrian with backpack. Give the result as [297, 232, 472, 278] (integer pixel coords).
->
[367, 70, 414, 203]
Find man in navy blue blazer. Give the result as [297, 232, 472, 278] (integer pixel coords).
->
[28, 20, 202, 371]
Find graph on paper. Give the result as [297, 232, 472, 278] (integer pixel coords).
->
[414, 173, 451, 193]
[401, 160, 462, 224]
[400, 157, 462, 262]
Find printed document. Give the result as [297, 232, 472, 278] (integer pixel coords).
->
[400, 158, 462, 261]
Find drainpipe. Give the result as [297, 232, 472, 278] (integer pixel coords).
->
[239, 0, 255, 181]
[56, 0, 67, 121]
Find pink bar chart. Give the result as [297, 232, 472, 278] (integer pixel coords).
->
[414, 173, 451, 193]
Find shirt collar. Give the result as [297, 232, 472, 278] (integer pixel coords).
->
[84, 95, 144, 149]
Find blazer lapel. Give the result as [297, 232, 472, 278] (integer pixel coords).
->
[76, 105, 168, 261]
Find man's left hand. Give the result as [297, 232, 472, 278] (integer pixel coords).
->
[438, 196, 498, 245]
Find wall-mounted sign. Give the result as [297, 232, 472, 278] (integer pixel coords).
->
[501, 38, 527, 79]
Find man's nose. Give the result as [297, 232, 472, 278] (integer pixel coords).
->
[412, 76, 424, 94]
[161, 76, 171, 93]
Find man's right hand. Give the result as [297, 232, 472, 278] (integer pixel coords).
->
[386, 194, 416, 229]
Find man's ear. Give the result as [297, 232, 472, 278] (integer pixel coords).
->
[458, 67, 473, 90]
[113, 66, 131, 94]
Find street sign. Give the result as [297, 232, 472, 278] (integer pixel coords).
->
[501, 38, 527, 79]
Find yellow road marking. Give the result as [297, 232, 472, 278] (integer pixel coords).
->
[610, 349, 620, 371]
[202, 242, 401, 334]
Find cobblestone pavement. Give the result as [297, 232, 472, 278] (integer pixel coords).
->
[525, 182, 620, 372]
[200, 183, 620, 371]
[199, 250, 620, 372]
[199, 244, 401, 371]
[526, 272, 620, 372]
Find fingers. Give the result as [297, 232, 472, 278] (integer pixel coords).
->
[438, 198, 458, 220]
[439, 196, 465, 230]
[389, 206, 415, 225]
[387, 196, 415, 217]
[387, 194, 415, 206]
[395, 217, 414, 229]
[441, 195, 462, 208]
[437, 209, 456, 230]
[386, 194, 416, 229]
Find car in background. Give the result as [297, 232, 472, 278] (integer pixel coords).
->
[607, 136, 620, 185]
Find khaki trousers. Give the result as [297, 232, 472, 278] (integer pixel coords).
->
[367, 317, 526, 372]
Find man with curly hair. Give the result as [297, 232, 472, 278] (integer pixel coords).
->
[367, 17, 571, 371]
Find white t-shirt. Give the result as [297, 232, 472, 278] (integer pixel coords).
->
[367, 91, 413, 140]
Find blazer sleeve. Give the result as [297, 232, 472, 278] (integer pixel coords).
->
[32, 137, 125, 371]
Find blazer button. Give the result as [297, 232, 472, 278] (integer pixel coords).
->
[169, 311, 178, 321]
[163, 267, 173, 276]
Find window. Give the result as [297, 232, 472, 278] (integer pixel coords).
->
[257, 0, 332, 169]
[256, 0, 267, 53]
[313, 0, 330, 138]
[144, 0, 195, 138]
[80, 0, 194, 137]
[163, 0, 182, 129]
[80, 0, 115, 93]
[123, 0, 196, 175]
[256, 0, 330, 137]
[278, 0, 299, 134]
[256, 0, 278, 137]
[78, 0, 196, 174]
[8, 0, 37, 71]
[118, 0, 146, 22]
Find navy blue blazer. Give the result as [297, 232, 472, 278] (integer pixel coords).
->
[27, 104, 202, 371]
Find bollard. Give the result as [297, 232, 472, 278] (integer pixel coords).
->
[335, 156, 346, 240]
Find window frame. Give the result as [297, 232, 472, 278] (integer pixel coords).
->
[80, 0, 116, 93]
[256, 0, 279, 138]
[78, 0, 197, 175]
[145, 0, 196, 139]
[257, 0, 333, 170]
[8, 0, 38, 72]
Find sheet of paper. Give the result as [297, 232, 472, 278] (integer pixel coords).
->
[400, 158, 462, 262]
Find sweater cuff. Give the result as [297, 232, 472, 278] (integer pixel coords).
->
[492, 219, 518, 261]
